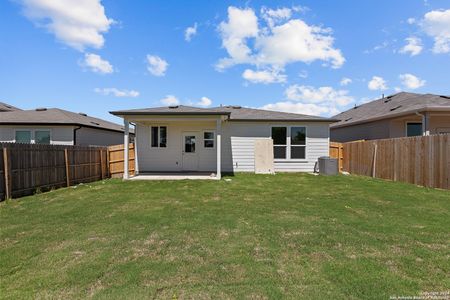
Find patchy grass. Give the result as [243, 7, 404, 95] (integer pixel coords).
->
[0, 174, 449, 299]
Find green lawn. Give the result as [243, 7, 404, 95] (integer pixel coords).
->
[0, 174, 449, 299]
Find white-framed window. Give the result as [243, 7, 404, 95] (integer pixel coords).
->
[151, 126, 167, 148]
[406, 122, 422, 137]
[203, 131, 215, 148]
[14, 129, 52, 144]
[271, 126, 307, 160]
[290, 127, 306, 159]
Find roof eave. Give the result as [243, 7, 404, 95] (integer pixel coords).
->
[110, 111, 231, 116]
[229, 118, 339, 122]
[331, 106, 450, 129]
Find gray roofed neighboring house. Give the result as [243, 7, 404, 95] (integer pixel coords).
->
[330, 92, 450, 142]
[0, 102, 22, 112]
[0, 107, 127, 132]
[0, 103, 131, 146]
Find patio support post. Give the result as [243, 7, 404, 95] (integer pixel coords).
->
[216, 118, 222, 179]
[123, 120, 130, 180]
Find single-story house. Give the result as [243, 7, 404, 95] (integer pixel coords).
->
[331, 92, 450, 142]
[110, 105, 336, 179]
[0, 104, 132, 146]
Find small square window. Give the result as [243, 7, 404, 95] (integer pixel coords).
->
[291, 146, 305, 159]
[35, 130, 51, 144]
[274, 146, 286, 159]
[15, 130, 31, 143]
[204, 131, 214, 148]
[407, 123, 422, 137]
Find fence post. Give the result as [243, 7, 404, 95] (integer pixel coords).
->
[100, 149, 104, 180]
[3, 148, 11, 199]
[372, 143, 377, 178]
[64, 149, 70, 187]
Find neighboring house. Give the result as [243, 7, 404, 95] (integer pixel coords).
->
[331, 92, 450, 142]
[110, 105, 336, 178]
[0, 102, 21, 112]
[0, 104, 131, 146]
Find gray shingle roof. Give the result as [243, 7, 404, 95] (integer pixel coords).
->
[331, 92, 450, 128]
[0, 108, 127, 132]
[0, 102, 21, 112]
[110, 105, 231, 115]
[111, 105, 336, 122]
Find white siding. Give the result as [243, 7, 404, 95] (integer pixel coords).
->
[0, 125, 74, 145]
[136, 121, 217, 172]
[221, 122, 330, 173]
[133, 120, 330, 173]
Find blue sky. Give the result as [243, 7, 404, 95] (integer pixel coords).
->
[1, 0, 449, 123]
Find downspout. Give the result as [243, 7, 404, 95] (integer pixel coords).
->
[415, 111, 429, 136]
[73, 126, 82, 145]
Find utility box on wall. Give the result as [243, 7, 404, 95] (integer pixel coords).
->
[254, 139, 275, 174]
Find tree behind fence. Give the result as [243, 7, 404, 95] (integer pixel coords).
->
[0, 143, 108, 200]
[342, 134, 450, 189]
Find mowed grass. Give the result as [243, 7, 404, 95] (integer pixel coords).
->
[0, 174, 449, 299]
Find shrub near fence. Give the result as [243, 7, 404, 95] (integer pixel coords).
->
[342, 134, 450, 189]
[0, 143, 108, 200]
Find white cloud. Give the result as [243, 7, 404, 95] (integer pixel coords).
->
[399, 37, 423, 56]
[242, 68, 286, 84]
[399, 73, 425, 89]
[261, 85, 354, 117]
[217, 7, 259, 69]
[94, 88, 139, 98]
[197, 96, 212, 107]
[160, 95, 179, 106]
[255, 19, 345, 69]
[19, 0, 113, 51]
[146, 55, 168, 76]
[368, 76, 388, 91]
[340, 77, 352, 86]
[260, 7, 292, 27]
[285, 85, 354, 106]
[185, 23, 198, 42]
[422, 9, 450, 53]
[407, 17, 416, 24]
[217, 6, 345, 72]
[260, 101, 336, 116]
[81, 53, 113, 74]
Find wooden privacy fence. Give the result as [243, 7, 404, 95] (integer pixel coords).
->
[1, 143, 108, 200]
[108, 143, 135, 178]
[342, 134, 450, 189]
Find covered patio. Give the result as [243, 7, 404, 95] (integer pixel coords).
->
[115, 106, 230, 180]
